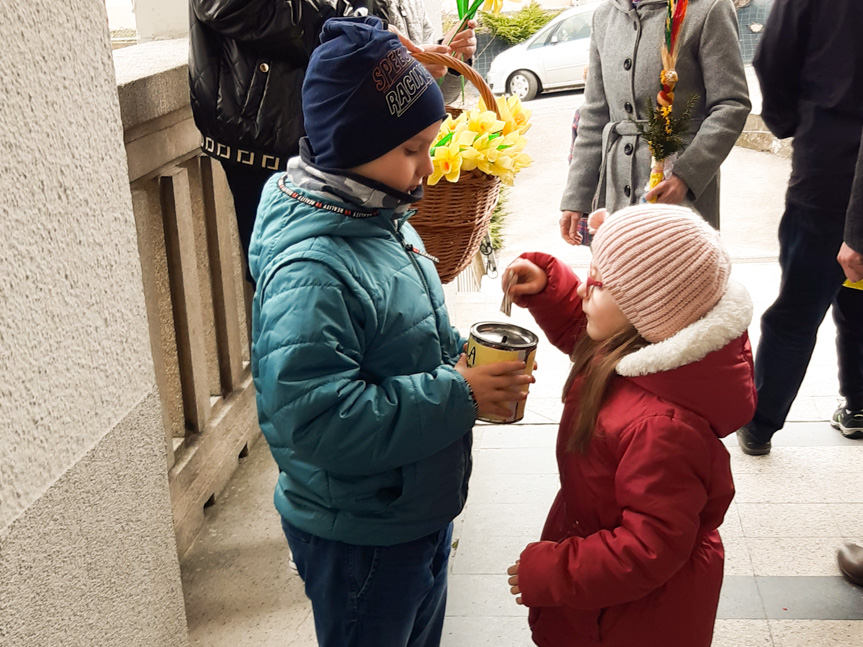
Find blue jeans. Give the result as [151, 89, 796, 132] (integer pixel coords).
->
[282, 518, 452, 647]
[748, 203, 863, 441]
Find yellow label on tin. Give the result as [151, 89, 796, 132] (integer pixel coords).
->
[466, 337, 536, 424]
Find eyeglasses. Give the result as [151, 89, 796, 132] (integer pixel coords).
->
[584, 274, 604, 299]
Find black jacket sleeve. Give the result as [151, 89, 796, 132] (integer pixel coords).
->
[752, 0, 812, 139]
[847, 128, 863, 253]
[190, 0, 352, 56]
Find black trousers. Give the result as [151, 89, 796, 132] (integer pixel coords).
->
[220, 160, 279, 284]
[748, 203, 863, 441]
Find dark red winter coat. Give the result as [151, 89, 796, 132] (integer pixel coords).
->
[517, 253, 756, 647]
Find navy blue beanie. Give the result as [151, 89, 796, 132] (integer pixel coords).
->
[303, 16, 447, 170]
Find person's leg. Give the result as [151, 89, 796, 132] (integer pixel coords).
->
[283, 518, 453, 647]
[405, 524, 452, 647]
[747, 204, 845, 442]
[219, 160, 276, 283]
[831, 284, 863, 436]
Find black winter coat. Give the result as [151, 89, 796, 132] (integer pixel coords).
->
[189, 0, 360, 171]
[753, 0, 863, 216]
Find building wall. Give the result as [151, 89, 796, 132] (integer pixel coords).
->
[0, 1, 188, 644]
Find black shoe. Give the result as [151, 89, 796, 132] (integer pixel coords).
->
[831, 405, 863, 439]
[736, 426, 771, 455]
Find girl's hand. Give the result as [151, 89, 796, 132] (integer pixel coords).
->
[560, 210, 584, 245]
[454, 355, 534, 418]
[507, 561, 523, 605]
[644, 174, 689, 204]
[445, 20, 478, 59]
[503, 259, 548, 307]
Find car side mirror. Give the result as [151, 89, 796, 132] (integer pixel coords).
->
[550, 35, 559, 44]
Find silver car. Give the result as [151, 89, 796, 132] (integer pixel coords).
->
[486, 3, 597, 101]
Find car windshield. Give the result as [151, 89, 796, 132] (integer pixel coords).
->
[528, 10, 592, 50]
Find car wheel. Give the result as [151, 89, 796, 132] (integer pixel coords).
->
[507, 70, 539, 101]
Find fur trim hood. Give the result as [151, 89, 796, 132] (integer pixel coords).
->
[616, 279, 756, 438]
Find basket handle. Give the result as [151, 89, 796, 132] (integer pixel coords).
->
[411, 51, 501, 119]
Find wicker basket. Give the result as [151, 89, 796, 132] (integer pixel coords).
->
[410, 51, 503, 284]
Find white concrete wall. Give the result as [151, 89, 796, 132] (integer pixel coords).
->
[134, 0, 189, 41]
[0, 1, 188, 644]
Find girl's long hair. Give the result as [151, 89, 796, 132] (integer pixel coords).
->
[563, 327, 649, 453]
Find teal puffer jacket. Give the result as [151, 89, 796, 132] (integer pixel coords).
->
[249, 173, 476, 546]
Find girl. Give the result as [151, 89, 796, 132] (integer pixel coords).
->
[560, 0, 751, 244]
[504, 204, 756, 647]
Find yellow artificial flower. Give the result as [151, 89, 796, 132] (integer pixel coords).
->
[428, 141, 463, 185]
[466, 109, 505, 136]
[482, 0, 504, 15]
[505, 95, 532, 135]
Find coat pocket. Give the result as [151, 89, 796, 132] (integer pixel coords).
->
[241, 60, 270, 119]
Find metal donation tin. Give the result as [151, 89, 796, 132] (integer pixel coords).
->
[466, 322, 539, 424]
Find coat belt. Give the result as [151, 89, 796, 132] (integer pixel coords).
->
[592, 118, 704, 212]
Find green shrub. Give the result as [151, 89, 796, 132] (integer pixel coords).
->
[479, 1, 562, 46]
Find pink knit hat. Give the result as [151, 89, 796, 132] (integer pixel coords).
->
[589, 204, 731, 343]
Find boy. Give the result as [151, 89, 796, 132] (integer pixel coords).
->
[248, 17, 532, 647]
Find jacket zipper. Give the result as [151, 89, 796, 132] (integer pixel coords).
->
[388, 221, 443, 349]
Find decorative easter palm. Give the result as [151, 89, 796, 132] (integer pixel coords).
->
[410, 50, 532, 283]
[640, 0, 695, 198]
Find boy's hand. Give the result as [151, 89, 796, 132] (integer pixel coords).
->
[507, 561, 523, 605]
[560, 210, 584, 245]
[502, 259, 548, 307]
[454, 355, 534, 418]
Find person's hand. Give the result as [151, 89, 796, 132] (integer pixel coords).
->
[446, 20, 477, 60]
[560, 210, 584, 245]
[644, 174, 689, 204]
[389, 25, 448, 78]
[503, 259, 548, 307]
[418, 43, 451, 79]
[454, 355, 534, 418]
[838, 242, 863, 283]
[388, 24, 420, 52]
[507, 561, 523, 605]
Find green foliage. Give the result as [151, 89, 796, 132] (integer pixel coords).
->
[638, 94, 699, 161]
[479, 2, 561, 46]
[489, 186, 508, 250]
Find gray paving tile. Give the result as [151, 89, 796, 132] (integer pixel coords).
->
[757, 577, 863, 620]
[718, 576, 765, 619]
[451, 533, 528, 575]
[733, 473, 824, 504]
[481, 424, 557, 449]
[721, 422, 858, 448]
[747, 538, 845, 577]
[459, 503, 549, 541]
[769, 619, 863, 646]
[468, 472, 559, 506]
[738, 504, 842, 538]
[828, 505, 863, 537]
[446, 574, 527, 617]
[441, 616, 532, 647]
[472, 447, 558, 476]
[711, 619, 773, 647]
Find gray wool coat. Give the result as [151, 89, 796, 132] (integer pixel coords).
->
[562, 0, 751, 228]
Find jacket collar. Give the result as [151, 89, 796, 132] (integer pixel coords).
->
[293, 137, 421, 217]
[615, 280, 753, 377]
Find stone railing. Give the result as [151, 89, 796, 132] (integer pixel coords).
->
[114, 40, 261, 558]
